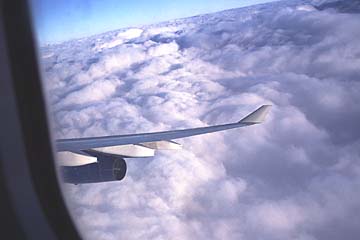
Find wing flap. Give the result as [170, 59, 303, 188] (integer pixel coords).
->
[90, 144, 155, 158]
[139, 140, 182, 150]
[57, 151, 97, 166]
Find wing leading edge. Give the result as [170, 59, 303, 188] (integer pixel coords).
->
[56, 105, 271, 152]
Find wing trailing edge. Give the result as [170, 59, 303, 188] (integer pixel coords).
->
[56, 105, 271, 152]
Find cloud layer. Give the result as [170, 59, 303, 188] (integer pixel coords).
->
[39, 0, 360, 239]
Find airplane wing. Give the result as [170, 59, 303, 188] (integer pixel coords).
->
[57, 105, 271, 184]
[56, 105, 271, 152]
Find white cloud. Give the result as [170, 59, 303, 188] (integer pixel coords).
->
[148, 41, 179, 57]
[117, 28, 143, 40]
[59, 78, 120, 107]
[41, 0, 360, 239]
[247, 201, 305, 233]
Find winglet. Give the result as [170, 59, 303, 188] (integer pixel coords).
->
[239, 105, 272, 124]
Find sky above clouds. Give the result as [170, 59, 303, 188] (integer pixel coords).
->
[29, 0, 277, 44]
[36, 0, 360, 239]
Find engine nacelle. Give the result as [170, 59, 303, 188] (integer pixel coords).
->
[60, 155, 127, 184]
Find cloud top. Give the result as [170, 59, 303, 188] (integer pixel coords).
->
[40, 0, 360, 239]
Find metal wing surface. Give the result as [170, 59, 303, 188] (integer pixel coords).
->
[56, 105, 271, 152]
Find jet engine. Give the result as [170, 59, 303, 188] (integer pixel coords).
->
[57, 141, 182, 184]
[60, 155, 127, 184]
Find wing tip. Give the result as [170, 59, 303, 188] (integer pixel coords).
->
[239, 105, 272, 124]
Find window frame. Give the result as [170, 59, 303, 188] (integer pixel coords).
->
[0, 0, 82, 239]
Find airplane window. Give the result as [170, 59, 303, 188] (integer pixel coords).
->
[29, 0, 360, 239]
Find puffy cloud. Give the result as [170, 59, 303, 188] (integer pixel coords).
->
[247, 201, 305, 233]
[58, 78, 120, 107]
[40, 0, 360, 239]
[148, 41, 179, 57]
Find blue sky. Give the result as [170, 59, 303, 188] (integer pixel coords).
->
[29, 0, 277, 44]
